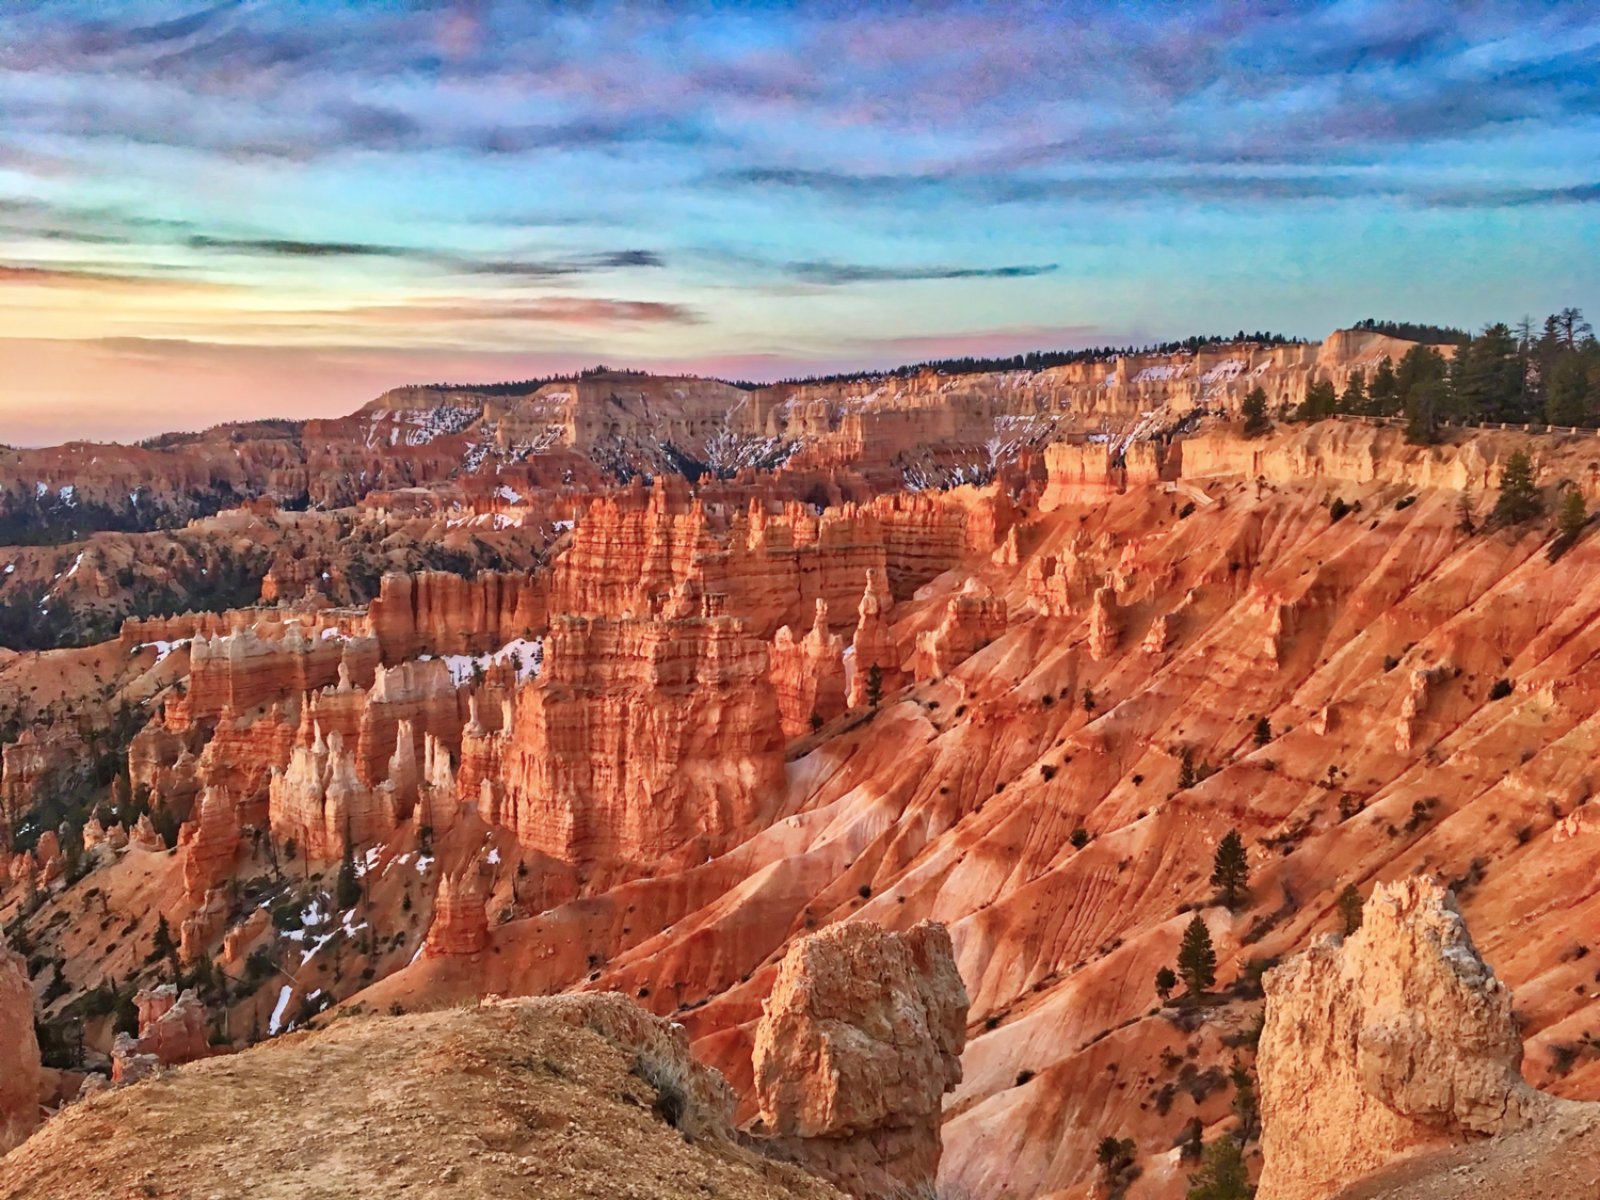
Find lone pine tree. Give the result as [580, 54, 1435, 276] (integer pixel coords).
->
[1177, 914, 1217, 996]
[1211, 829, 1250, 910]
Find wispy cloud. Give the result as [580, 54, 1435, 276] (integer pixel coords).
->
[782, 260, 1058, 285]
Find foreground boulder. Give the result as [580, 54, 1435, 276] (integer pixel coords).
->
[752, 920, 969, 1199]
[0, 943, 41, 1152]
[0, 993, 842, 1200]
[1258, 878, 1580, 1200]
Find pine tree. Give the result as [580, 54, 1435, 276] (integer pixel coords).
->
[1299, 379, 1337, 421]
[336, 837, 362, 911]
[1252, 717, 1271, 747]
[866, 663, 883, 709]
[1455, 323, 1522, 422]
[1337, 883, 1364, 936]
[1186, 1137, 1253, 1200]
[1177, 914, 1217, 996]
[1338, 369, 1366, 415]
[1178, 748, 1199, 790]
[1492, 450, 1542, 525]
[149, 913, 179, 977]
[1368, 358, 1399, 416]
[1155, 966, 1177, 1003]
[1230, 1056, 1259, 1144]
[1546, 353, 1593, 427]
[1404, 377, 1445, 444]
[1559, 489, 1588, 542]
[1211, 830, 1250, 910]
[1096, 1136, 1137, 1189]
[1240, 387, 1269, 438]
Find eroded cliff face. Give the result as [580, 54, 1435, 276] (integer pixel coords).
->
[0, 942, 40, 1152]
[494, 608, 785, 880]
[752, 921, 969, 1200]
[17, 396, 1600, 1198]
[1258, 879, 1568, 1200]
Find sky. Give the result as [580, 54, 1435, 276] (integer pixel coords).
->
[0, 1, 1597, 444]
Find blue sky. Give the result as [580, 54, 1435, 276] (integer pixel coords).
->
[0, 0, 1596, 441]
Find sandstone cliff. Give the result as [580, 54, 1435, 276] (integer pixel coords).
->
[752, 921, 969, 1199]
[1258, 879, 1577, 1200]
[0, 942, 40, 1151]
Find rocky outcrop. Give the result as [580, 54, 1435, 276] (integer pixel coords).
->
[1040, 442, 1121, 510]
[0, 944, 40, 1152]
[425, 862, 491, 956]
[132, 985, 212, 1068]
[366, 570, 548, 661]
[494, 607, 785, 879]
[752, 921, 968, 1199]
[1258, 879, 1570, 1200]
[188, 623, 379, 719]
[914, 580, 1006, 679]
[268, 728, 402, 859]
[1, 729, 82, 847]
[846, 569, 905, 707]
[180, 787, 241, 902]
[771, 600, 848, 737]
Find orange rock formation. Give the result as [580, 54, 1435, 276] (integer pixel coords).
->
[752, 921, 968, 1200]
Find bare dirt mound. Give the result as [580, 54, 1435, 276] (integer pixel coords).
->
[1332, 1104, 1600, 1199]
[0, 994, 843, 1200]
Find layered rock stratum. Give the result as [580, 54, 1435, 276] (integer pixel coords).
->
[7, 327, 1600, 1198]
[1258, 878, 1592, 1200]
[753, 921, 968, 1198]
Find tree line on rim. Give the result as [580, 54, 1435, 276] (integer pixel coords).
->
[1271, 308, 1598, 440]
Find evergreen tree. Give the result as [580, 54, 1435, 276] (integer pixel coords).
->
[1240, 387, 1270, 438]
[1404, 377, 1446, 444]
[1368, 358, 1399, 416]
[1491, 450, 1542, 525]
[1096, 1135, 1138, 1191]
[1337, 883, 1364, 936]
[336, 838, 362, 911]
[1186, 1137, 1254, 1200]
[1338, 369, 1366, 415]
[1252, 717, 1271, 747]
[1230, 1056, 1259, 1144]
[1211, 829, 1250, 910]
[1454, 323, 1522, 422]
[1546, 353, 1594, 427]
[1178, 748, 1199, 790]
[1177, 914, 1217, 996]
[866, 663, 884, 709]
[1550, 307, 1594, 350]
[1298, 379, 1337, 421]
[1559, 488, 1588, 543]
[1155, 966, 1177, 1003]
[149, 913, 180, 977]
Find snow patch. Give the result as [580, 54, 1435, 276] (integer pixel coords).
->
[269, 985, 294, 1036]
[437, 636, 544, 685]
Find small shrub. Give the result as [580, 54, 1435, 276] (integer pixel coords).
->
[1489, 677, 1514, 700]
